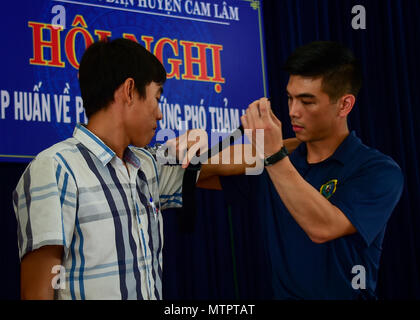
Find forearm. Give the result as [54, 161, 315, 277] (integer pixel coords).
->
[197, 138, 301, 190]
[200, 137, 301, 177]
[20, 245, 63, 300]
[201, 144, 254, 176]
[266, 157, 353, 243]
[197, 145, 251, 189]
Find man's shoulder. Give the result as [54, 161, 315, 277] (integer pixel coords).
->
[351, 141, 403, 183]
[130, 146, 157, 164]
[34, 137, 80, 162]
[356, 141, 400, 168]
[24, 138, 82, 178]
[14, 138, 79, 192]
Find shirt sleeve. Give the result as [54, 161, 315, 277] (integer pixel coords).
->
[13, 155, 77, 260]
[157, 163, 196, 210]
[329, 157, 404, 247]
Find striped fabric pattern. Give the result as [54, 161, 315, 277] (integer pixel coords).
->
[13, 124, 184, 299]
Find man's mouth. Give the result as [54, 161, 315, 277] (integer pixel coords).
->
[292, 124, 304, 132]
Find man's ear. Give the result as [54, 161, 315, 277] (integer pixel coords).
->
[122, 78, 136, 105]
[338, 94, 355, 117]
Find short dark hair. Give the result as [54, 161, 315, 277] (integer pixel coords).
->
[283, 41, 362, 101]
[78, 38, 166, 118]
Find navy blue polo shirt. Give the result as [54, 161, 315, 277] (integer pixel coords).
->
[221, 131, 403, 299]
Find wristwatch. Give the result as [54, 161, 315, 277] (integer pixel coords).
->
[263, 146, 289, 166]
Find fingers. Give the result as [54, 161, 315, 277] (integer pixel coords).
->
[240, 98, 285, 158]
[270, 108, 282, 128]
[165, 135, 181, 159]
[182, 141, 201, 168]
[181, 129, 208, 168]
[248, 100, 261, 127]
[259, 98, 271, 122]
[165, 129, 210, 168]
[245, 101, 257, 130]
[241, 113, 249, 129]
[242, 97, 271, 130]
[175, 132, 188, 161]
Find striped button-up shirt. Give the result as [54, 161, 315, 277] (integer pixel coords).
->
[13, 124, 184, 299]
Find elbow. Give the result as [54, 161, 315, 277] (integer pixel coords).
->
[307, 219, 357, 244]
[309, 236, 329, 244]
[307, 229, 332, 244]
[21, 288, 54, 300]
[196, 176, 222, 190]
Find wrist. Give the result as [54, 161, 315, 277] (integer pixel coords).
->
[264, 145, 283, 158]
[264, 140, 284, 158]
[264, 145, 288, 167]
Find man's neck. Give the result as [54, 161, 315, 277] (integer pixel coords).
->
[86, 110, 129, 160]
[306, 129, 349, 164]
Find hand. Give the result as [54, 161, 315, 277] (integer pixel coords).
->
[241, 97, 284, 158]
[165, 129, 209, 168]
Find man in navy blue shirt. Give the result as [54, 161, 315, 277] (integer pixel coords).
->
[220, 41, 404, 299]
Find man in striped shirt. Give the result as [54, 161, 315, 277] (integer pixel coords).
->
[13, 38, 218, 300]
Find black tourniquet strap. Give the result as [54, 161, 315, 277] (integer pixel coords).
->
[178, 125, 245, 233]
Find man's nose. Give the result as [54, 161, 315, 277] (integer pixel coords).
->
[157, 106, 163, 121]
[289, 100, 300, 119]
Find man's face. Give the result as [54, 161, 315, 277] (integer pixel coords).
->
[126, 81, 163, 147]
[286, 75, 341, 143]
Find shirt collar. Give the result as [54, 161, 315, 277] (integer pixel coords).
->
[124, 147, 141, 169]
[73, 124, 141, 168]
[293, 131, 361, 166]
[329, 131, 361, 165]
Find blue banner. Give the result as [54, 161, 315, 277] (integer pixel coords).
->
[0, 0, 267, 162]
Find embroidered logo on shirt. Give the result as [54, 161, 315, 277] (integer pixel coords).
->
[320, 179, 338, 199]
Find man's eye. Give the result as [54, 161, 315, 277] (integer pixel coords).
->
[302, 101, 313, 105]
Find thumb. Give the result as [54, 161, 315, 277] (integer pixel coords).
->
[270, 109, 282, 128]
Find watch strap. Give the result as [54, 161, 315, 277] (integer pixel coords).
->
[264, 146, 289, 166]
